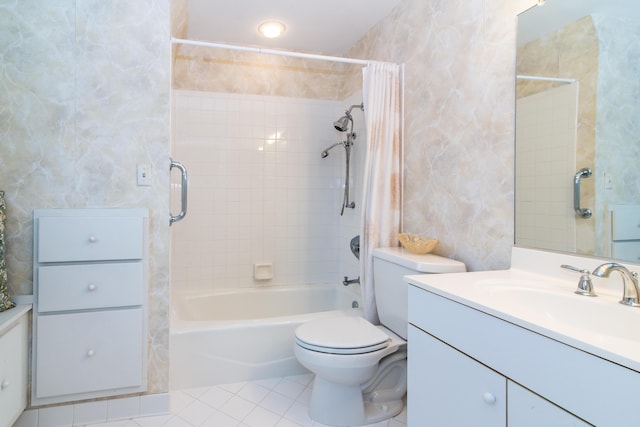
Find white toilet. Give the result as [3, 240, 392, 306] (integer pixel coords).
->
[294, 247, 466, 426]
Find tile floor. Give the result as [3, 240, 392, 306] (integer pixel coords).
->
[85, 374, 407, 427]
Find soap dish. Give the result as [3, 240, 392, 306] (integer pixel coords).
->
[398, 233, 438, 255]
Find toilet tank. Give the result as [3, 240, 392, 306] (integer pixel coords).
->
[372, 247, 466, 339]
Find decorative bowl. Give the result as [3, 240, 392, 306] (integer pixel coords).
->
[398, 233, 438, 255]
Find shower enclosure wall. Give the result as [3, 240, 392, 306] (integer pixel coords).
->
[171, 90, 364, 291]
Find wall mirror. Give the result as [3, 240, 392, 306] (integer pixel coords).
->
[515, 0, 640, 262]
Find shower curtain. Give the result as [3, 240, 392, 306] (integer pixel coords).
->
[360, 63, 403, 323]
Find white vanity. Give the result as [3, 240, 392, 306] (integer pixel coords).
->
[0, 304, 31, 427]
[407, 247, 640, 427]
[31, 209, 149, 406]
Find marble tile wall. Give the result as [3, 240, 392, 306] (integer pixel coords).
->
[171, 0, 188, 39]
[1, 0, 171, 397]
[343, 0, 536, 271]
[173, 45, 350, 100]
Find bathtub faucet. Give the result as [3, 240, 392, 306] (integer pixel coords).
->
[343, 276, 360, 286]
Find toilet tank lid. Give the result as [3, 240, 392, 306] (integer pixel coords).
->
[372, 247, 466, 273]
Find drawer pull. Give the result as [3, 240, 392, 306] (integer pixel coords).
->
[87, 283, 97, 292]
[87, 349, 96, 358]
[1, 380, 9, 390]
[482, 392, 496, 405]
[88, 235, 98, 243]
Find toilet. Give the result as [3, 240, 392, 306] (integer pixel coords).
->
[294, 247, 466, 426]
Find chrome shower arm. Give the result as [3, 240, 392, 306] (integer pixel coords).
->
[345, 103, 364, 115]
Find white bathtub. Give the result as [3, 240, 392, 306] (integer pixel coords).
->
[170, 284, 361, 389]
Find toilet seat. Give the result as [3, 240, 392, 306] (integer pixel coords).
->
[295, 317, 390, 355]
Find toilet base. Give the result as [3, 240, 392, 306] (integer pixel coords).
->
[308, 376, 404, 427]
[363, 399, 404, 425]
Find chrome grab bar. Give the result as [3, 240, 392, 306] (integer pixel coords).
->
[170, 159, 188, 225]
[573, 167, 592, 219]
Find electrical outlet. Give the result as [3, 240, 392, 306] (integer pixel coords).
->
[137, 164, 152, 186]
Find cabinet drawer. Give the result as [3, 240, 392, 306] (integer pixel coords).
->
[35, 309, 143, 399]
[38, 216, 144, 262]
[0, 316, 28, 427]
[38, 262, 144, 312]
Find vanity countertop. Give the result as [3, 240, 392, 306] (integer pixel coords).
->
[0, 304, 32, 335]
[406, 247, 640, 374]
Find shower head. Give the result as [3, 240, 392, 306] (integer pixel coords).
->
[333, 103, 364, 132]
[333, 114, 351, 132]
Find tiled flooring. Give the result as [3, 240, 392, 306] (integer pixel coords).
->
[86, 374, 407, 427]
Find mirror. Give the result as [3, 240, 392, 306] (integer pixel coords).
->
[515, 0, 640, 263]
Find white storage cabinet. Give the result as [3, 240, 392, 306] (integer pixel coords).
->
[31, 209, 148, 406]
[0, 305, 31, 427]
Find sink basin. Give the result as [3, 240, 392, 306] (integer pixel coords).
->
[481, 283, 640, 344]
[406, 265, 640, 371]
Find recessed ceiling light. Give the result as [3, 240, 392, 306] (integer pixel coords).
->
[258, 21, 286, 39]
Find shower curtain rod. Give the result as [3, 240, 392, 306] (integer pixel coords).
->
[517, 74, 576, 84]
[171, 37, 394, 66]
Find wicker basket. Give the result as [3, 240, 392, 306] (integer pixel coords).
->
[398, 233, 438, 255]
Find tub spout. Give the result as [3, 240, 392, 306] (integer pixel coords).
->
[343, 276, 360, 286]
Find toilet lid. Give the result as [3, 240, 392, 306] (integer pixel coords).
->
[295, 317, 390, 355]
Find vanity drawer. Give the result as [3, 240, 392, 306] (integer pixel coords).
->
[35, 309, 144, 399]
[37, 262, 144, 313]
[38, 216, 144, 262]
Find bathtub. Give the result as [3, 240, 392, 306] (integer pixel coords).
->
[170, 284, 362, 389]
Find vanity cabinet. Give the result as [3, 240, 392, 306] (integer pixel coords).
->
[32, 209, 148, 406]
[408, 325, 589, 426]
[408, 285, 593, 426]
[0, 305, 30, 427]
[507, 381, 589, 426]
[408, 324, 506, 426]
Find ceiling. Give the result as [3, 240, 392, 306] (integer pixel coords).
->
[186, 0, 402, 56]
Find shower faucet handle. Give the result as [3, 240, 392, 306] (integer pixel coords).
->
[343, 276, 360, 286]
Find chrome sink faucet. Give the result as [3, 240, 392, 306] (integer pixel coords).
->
[592, 262, 640, 307]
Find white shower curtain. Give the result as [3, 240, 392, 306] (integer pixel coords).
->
[360, 62, 403, 324]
